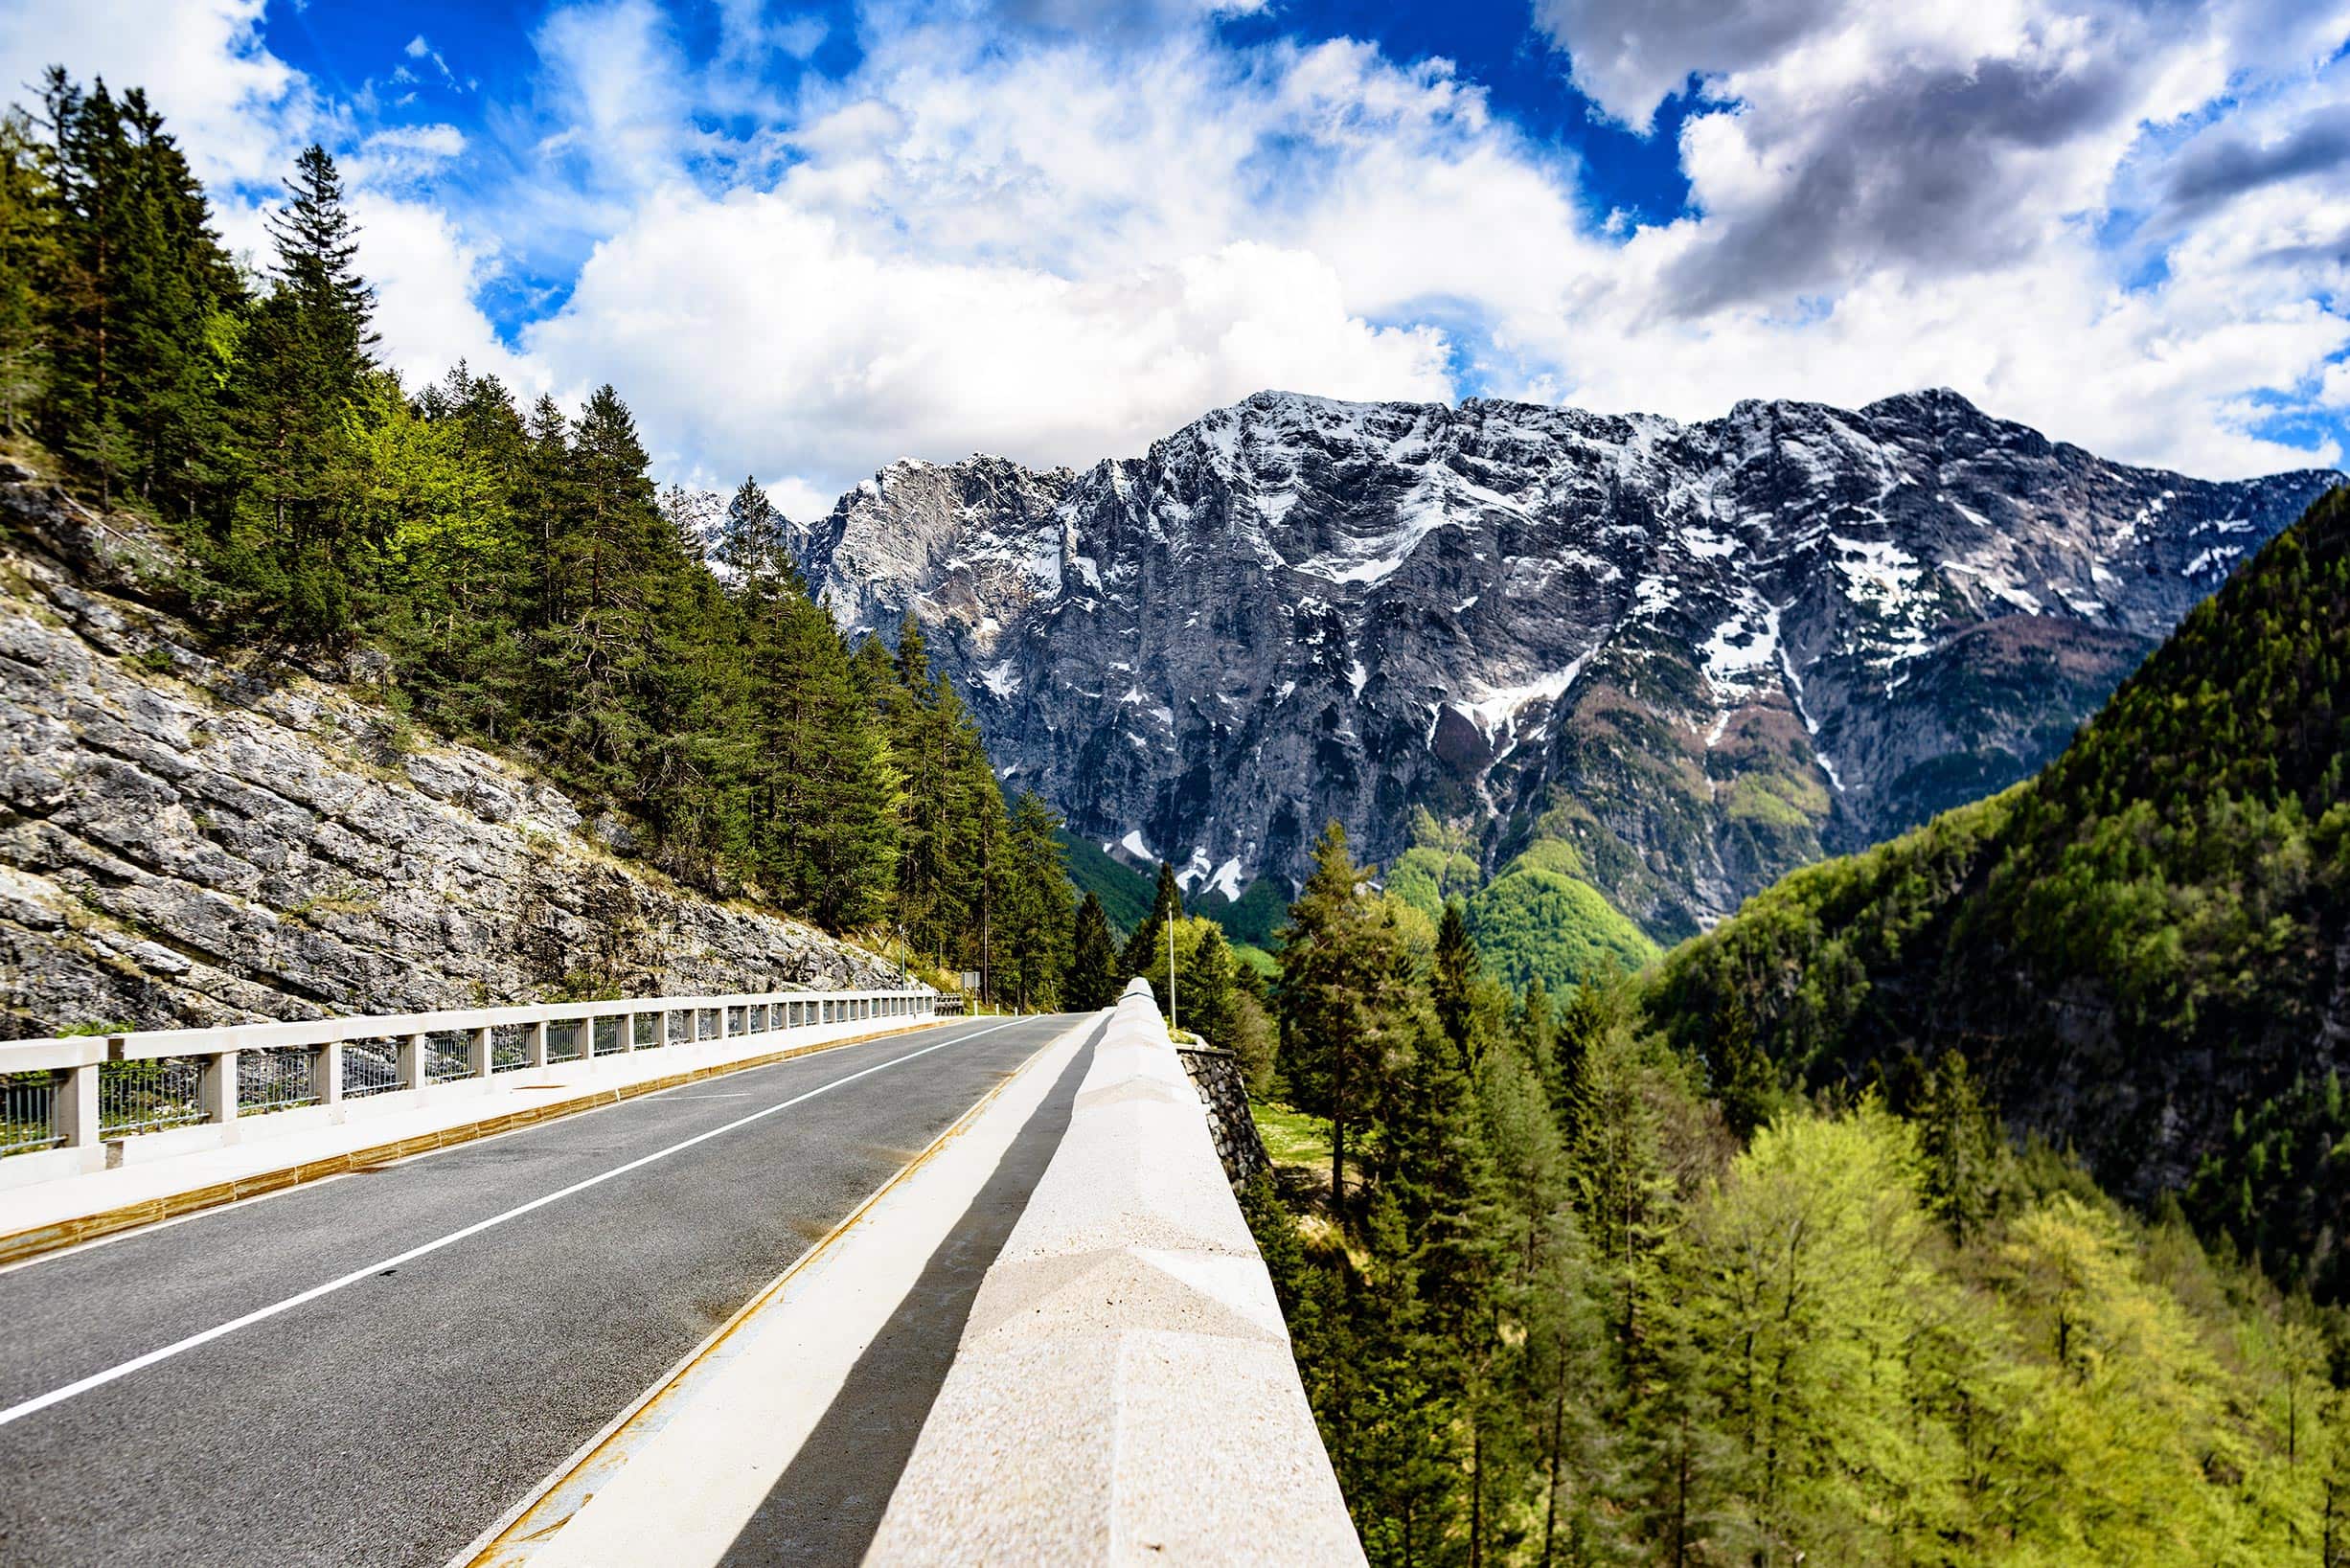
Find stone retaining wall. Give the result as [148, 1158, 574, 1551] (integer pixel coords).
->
[1175, 1042, 1269, 1186]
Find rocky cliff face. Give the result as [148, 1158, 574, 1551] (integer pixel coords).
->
[0, 464, 901, 1038]
[801, 389, 2339, 937]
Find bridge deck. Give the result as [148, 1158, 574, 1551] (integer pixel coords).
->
[0, 1013, 1084, 1568]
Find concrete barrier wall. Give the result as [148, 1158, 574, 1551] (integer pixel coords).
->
[865, 979, 1363, 1566]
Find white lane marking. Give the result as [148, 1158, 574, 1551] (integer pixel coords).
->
[0, 1015, 1037, 1430]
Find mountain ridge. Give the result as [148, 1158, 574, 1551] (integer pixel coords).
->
[794, 386, 2339, 945]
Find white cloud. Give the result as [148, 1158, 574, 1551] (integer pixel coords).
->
[504, 5, 2350, 489]
[531, 0, 697, 198]
[348, 192, 541, 401]
[0, 0, 311, 191]
[1517, 0, 2350, 474]
[347, 123, 468, 187]
[524, 192, 1449, 481]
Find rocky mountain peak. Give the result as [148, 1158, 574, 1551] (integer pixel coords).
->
[797, 390, 2340, 938]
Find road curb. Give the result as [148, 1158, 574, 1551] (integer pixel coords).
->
[0, 1020, 951, 1269]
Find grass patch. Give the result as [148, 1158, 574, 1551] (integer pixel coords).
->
[1251, 1099, 1333, 1170]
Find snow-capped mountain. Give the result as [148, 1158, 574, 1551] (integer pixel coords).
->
[797, 389, 2339, 939]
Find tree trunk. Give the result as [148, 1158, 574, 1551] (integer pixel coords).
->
[1542, 1360, 1566, 1568]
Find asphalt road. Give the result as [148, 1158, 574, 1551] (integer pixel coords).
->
[0, 1011, 1084, 1568]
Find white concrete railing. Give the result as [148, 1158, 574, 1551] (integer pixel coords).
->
[0, 985, 936, 1188]
[866, 978, 1363, 1565]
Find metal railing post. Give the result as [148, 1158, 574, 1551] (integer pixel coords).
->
[201, 1048, 240, 1124]
[526, 1019, 548, 1070]
[469, 1026, 492, 1078]
[619, 1011, 636, 1055]
[398, 1034, 427, 1091]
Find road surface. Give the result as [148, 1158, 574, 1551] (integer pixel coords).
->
[0, 1011, 1086, 1567]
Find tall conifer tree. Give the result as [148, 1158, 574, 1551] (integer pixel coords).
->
[232, 142, 376, 638]
[1068, 892, 1119, 1011]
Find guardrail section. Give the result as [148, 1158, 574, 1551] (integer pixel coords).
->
[0, 986, 936, 1188]
[865, 979, 1362, 1565]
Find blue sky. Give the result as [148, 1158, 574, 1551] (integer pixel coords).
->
[5, 0, 2349, 507]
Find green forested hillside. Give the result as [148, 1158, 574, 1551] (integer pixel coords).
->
[0, 71, 1076, 1005]
[1246, 491, 2350, 1562]
[1059, 831, 1153, 937]
[1645, 483, 2350, 1298]
[1248, 824, 2350, 1567]
[1388, 810, 1659, 993]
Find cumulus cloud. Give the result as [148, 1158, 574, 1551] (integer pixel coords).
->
[524, 192, 1449, 481]
[1531, 0, 1844, 131]
[349, 191, 540, 399]
[1513, 0, 2350, 473]
[10, 0, 2350, 499]
[517, 2, 2346, 486]
[2159, 100, 2350, 224]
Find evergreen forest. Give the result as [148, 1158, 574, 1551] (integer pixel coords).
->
[0, 71, 1076, 1006]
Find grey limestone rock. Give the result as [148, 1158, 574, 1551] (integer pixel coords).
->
[0, 469, 903, 1037]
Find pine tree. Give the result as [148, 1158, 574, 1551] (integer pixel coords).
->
[1122, 859, 1184, 976]
[533, 385, 670, 788]
[847, 633, 899, 716]
[996, 791, 1072, 1010]
[1433, 898, 1479, 1064]
[762, 588, 899, 930]
[1916, 1050, 2000, 1245]
[0, 108, 50, 437]
[954, 723, 1003, 991]
[892, 666, 981, 965]
[893, 610, 928, 689]
[519, 394, 573, 643]
[35, 72, 240, 522]
[1517, 973, 1559, 1091]
[1278, 823, 1417, 1214]
[719, 474, 787, 583]
[232, 142, 378, 639]
[1711, 991, 1776, 1140]
[1185, 922, 1238, 1049]
[1067, 891, 1120, 1011]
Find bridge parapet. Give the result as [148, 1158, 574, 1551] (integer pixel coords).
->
[0, 984, 936, 1193]
[866, 977, 1363, 1564]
